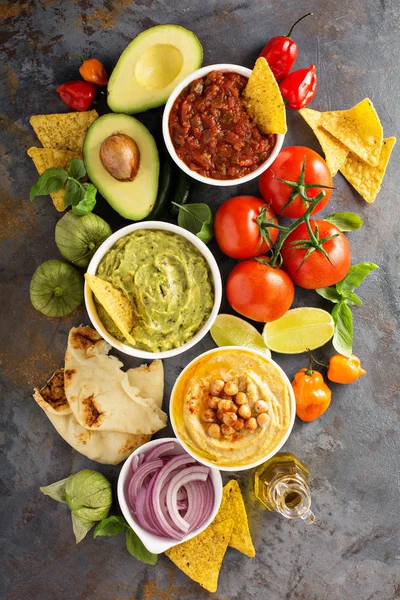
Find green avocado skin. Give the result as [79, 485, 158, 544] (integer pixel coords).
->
[107, 24, 203, 114]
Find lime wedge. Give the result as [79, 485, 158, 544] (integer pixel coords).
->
[262, 307, 334, 354]
[210, 314, 271, 358]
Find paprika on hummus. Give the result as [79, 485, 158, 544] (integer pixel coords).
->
[171, 348, 294, 468]
[96, 230, 214, 352]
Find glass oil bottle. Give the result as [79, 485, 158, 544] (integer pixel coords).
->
[253, 452, 315, 524]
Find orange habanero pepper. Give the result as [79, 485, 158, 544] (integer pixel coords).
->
[292, 357, 331, 422]
[79, 58, 108, 87]
[327, 354, 366, 384]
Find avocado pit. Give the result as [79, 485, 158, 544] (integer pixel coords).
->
[100, 133, 140, 182]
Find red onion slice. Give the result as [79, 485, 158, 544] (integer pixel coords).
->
[145, 441, 176, 461]
[166, 467, 209, 533]
[128, 459, 163, 505]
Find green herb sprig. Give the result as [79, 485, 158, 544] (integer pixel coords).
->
[171, 201, 214, 244]
[30, 158, 97, 216]
[94, 515, 158, 565]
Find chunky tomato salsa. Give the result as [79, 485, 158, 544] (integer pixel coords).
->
[169, 70, 276, 180]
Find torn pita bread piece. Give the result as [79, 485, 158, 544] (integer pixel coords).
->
[29, 110, 98, 153]
[27, 147, 82, 211]
[33, 355, 165, 465]
[64, 326, 167, 435]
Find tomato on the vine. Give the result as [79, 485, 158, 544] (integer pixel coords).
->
[226, 259, 295, 322]
[214, 196, 279, 259]
[281, 220, 350, 289]
[259, 146, 333, 218]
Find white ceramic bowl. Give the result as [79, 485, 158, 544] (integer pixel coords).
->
[170, 346, 296, 472]
[85, 221, 222, 359]
[162, 63, 285, 186]
[117, 437, 223, 554]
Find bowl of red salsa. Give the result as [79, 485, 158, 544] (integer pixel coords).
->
[163, 64, 285, 186]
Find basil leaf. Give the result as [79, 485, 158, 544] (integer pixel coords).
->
[68, 158, 86, 181]
[324, 212, 363, 232]
[94, 515, 128, 538]
[125, 527, 157, 565]
[72, 183, 97, 216]
[173, 202, 214, 244]
[71, 513, 95, 544]
[40, 478, 68, 503]
[315, 286, 342, 303]
[342, 291, 363, 306]
[336, 262, 379, 294]
[64, 179, 84, 209]
[30, 168, 68, 201]
[332, 301, 353, 357]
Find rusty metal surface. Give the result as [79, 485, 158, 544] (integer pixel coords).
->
[0, 1, 399, 599]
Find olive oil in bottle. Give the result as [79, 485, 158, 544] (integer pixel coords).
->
[253, 452, 315, 524]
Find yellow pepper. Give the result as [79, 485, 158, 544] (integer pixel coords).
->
[327, 354, 366, 384]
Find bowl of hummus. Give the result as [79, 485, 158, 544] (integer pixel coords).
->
[170, 347, 295, 471]
[85, 222, 222, 359]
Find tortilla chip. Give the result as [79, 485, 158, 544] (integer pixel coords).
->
[242, 57, 287, 135]
[299, 108, 349, 176]
[321, 99, 383, 166]
[213, 479, 255, 557]
[84, 274, 136, 346]
[30, 110, 98, 153]
[27, 147, 82, 211]
[165, 519, 233, 593]
[340, 136, 396, 203]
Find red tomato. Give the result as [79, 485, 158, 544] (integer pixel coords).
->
[281, 220, 351, 289]
[214, 196, 279, 259]
[259, 146, 332, 218]
[226, 260, 295, 322]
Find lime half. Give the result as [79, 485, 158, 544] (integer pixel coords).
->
[211, 314, 271, 358]
[262, 307, 334, 354]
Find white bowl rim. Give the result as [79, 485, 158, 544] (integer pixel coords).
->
[84, 221, 222, 359]
[162, 62, 285, 187]
[169, 345, 296, 472]
[117, 436, 223, 554]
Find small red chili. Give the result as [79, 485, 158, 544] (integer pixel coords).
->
[278, 64, 317, 110]
[79, 58, 108, 87]
[258, 13, 313, 80]
[56, 81, 97, 111]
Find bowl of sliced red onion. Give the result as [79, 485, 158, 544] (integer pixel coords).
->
[117, 437, 223, 554]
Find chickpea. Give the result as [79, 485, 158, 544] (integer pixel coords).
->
[254, 400, 269, 414]
[207, 423, 221, 439]
[238, 404, 252, 420]
[216, 410, 224, 422]
[224, 380, 239, 396]
[230, 402, 238, 414]
[208, 396, 220, 410]
[221, 424, 235, 438]
[209, 379, 225, 396]
[235, 392, 248, 406]
[201, 409, 217, 423]
[257, 413, 270, 428]
[245, 417, 258, 431]
[234, 417, 245, 431]
[222, 412, 238, 427]
[218, 399, 234, 413]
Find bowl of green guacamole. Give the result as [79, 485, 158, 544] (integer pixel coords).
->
[85, 221, 222, 359]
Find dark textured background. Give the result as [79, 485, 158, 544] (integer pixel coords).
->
[1, 1, 399, 599]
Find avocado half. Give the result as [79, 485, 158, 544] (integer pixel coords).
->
[107, 24, 203, 114]
[83, 113, 159, 221]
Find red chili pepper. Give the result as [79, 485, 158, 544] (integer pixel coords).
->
[56, 80, 97, 111]
[258, 13, 312, 80]
[278, 64, 317, 110]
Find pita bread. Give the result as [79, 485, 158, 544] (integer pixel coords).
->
[64, 326, 166, 434]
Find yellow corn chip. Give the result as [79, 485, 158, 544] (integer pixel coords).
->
[30, 110, 98, 153]
[27, 147, 82, 212]
[243, 57, 287, 135]
[340, 137, 396, 203]
[321, 99, 383, 167]
[165, 519, 233, 593]
[84, 274, 136, 346]
[299, 108, 349, 176]
[213, 479, 255, 557]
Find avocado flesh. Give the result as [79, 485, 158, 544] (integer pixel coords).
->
[83, 114, 159, 221]
[108, 24, 203, 114]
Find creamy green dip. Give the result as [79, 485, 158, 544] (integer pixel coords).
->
[96, 230, 214, 352]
